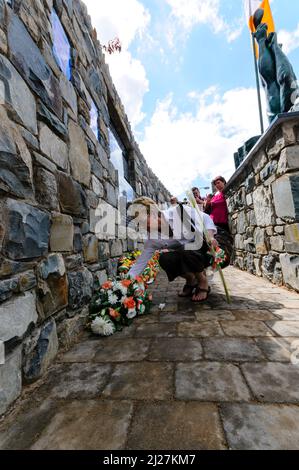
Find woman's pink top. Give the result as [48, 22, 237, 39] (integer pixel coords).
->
[210, 191, 228, 225]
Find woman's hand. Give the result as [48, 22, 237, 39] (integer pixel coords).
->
[210, 238, 219, 249]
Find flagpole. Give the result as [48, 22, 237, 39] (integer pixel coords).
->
[251, 32, 264, 134]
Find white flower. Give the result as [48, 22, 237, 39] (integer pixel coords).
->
[126, 308, 137, 319]
[108, 293, 118, 305]
[159, 303, 166, 311]
[91, 317, 115, 336]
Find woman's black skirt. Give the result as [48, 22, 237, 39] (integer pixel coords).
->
[159, 226, 234, 282]
[159, 242, 212, 282]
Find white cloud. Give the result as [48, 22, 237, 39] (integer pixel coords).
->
[139, 87, 267, 195]
[278, 23, 299, 55]
[83, 0, 150, 127]
[165, 0, 243, 46]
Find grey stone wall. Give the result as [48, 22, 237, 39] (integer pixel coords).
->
[225, 114, 299, 292]
[0, 0, 170, 415]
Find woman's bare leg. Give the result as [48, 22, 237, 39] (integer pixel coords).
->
[178, 273, 197, 297]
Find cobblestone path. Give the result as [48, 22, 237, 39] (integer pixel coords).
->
[1, 267, 299, 450]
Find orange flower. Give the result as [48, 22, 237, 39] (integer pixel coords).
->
[121, 279, 132, 288]
[109, 308, 120, 319]
[123, 297, 135, 309]
[102, 281, 112, 290]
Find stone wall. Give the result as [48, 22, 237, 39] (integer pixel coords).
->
[225, 113, 299, 292]
[0, 0, 170, 415]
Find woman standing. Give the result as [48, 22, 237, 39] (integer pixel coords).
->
[205, 176, 233, 268]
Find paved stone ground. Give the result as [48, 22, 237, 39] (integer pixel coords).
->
[1, 267, 299, 450]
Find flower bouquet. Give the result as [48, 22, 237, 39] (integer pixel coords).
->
[89, 251, 159, 336]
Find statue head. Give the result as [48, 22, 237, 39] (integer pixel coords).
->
[253, 8, 264, 29]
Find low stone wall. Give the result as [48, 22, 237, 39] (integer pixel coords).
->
[225, 113, 299, 292]
[0, 0, 170, 415]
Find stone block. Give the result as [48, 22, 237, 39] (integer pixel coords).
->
[260, 161, 277, 182]
[8, 10, 62, 119]
[203, 338, 264, 362]
[252, 150, 268, 173]
[280, 254, 299, 291]
[110, 240, 123, 257]
[60, 74, 78, 116]
[98, 241, 110, 261]
[35, 363, 111, 400]
[128, 402, 225, 450]
[148, 338, 202, 361]
[272, 174, 299, 220]
[267, 122, 297, 160]
[105, 181, 118, 207]
[0, 53, 37, 134]
[37, 101, 67, 138]
[234, 234, 244, 250]
[253, 186, 275, 226]
[92, 175, 104, 197]
[57, 171, 87, 218]
[68, 120, 91, 186]
[237, 211, 247, 234]
[50, 212, 74, 252]
[34, 167, 59, 211]
[23, 319, 58, 383]
[242, 363, 299, 402]
[82, 234, 98, 263]
[102, 363, 173, 400]
[285, 224, 299, 253]
[30, 401, 133, 450]
[254, 258, 262, 276]
[67, 268, 93, 310]
[254, 227, 268, 255]
[277, 145, 299, 175]
[0, 347, 22, 415]
[0, 271, 36, 303]
[222, 404, 299, 450]
[39, 124, 68, 171]
[176, 362, 251, 401]
[262, 253, 279, 280]
[57, 309, 88, 350]
[270, 235, 284, 252]
[37, 254, 68, 318]
[0, 107, 33, 199]
[0, 291, 38, 342]
[1, 199, 50, 260]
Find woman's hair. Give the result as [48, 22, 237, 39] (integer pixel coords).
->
[212, 176, 226, 185]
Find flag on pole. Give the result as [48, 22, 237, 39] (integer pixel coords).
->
[244, 0, 275, 34]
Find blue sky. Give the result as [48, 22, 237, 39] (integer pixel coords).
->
[83, 0, 299, 199]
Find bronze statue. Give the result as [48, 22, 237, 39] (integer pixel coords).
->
[254, 8, 299, 121]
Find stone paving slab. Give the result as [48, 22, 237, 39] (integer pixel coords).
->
[102, 363, 173, 400]
[148, 338, 203, 362]
[241, 363, 299, 402]
[203, 338, 265, 362]
[33, 363, 112, 400]
[220, 320, 274, 337]
[178, 320, 224, 337]
[254, 337, 298, 362]
[135, 322, 176, 338]
[266, 321, 299, 337]
[93, 339, 151, 363]
[30, 400, 133, 450]
[127, 402, 226, 450]
[2, 267, 299, 450]
[195, 310, 235, 321]
[221, 404, 299, 450]
[175, 362, 251, 401]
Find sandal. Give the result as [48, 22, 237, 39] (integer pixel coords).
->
[191, 286, 211, 302]
[178, 283, 197, 297]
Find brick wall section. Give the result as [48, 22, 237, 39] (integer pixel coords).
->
[0, 0, 170, 414]
[225, 114, 299, 293]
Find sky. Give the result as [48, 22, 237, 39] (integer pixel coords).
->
[82, 0, 299, 199]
